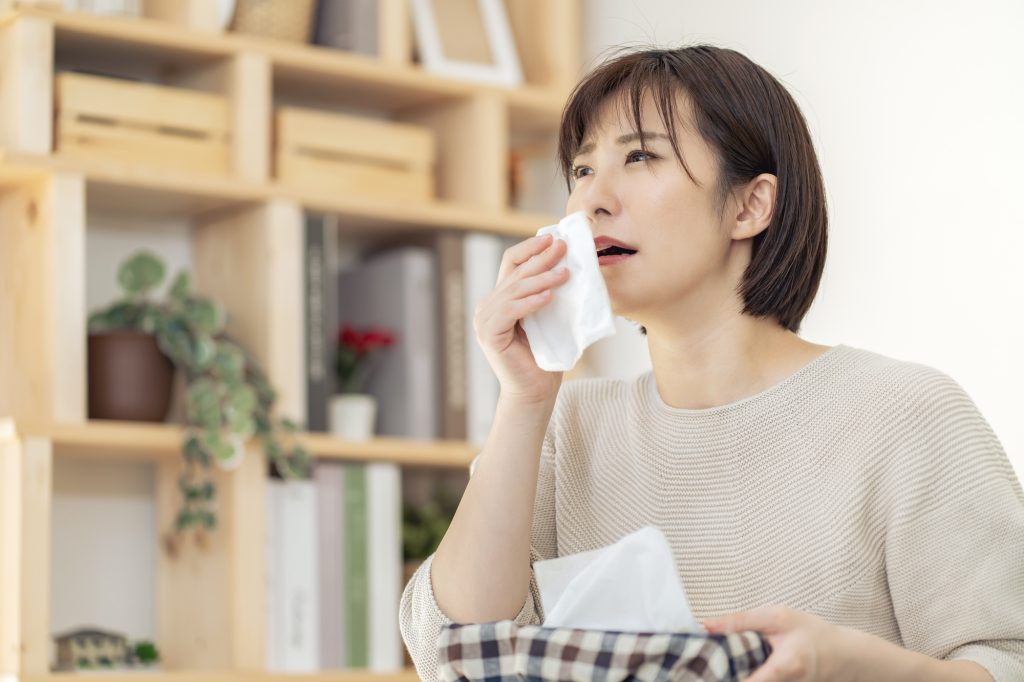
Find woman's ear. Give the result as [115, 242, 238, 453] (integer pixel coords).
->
[731, 173, 777, 240]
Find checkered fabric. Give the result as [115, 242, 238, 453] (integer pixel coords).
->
[438, 621, 772, 682]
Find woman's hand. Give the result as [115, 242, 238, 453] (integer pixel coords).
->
[702, 606, 848, 682]
[473, 233, 571, 405]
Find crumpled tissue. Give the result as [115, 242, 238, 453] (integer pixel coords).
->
[533, 526, 701, 632]
[520, 211, 616, 372]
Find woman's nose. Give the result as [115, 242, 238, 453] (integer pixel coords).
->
[570, 170, 620, 219]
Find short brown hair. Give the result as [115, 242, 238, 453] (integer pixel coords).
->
[558, 45, 828, 334]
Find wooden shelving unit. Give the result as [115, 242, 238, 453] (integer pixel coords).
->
[0, 1, 581, 680]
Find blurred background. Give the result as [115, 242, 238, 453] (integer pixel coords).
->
[1, 0, 1020, 680]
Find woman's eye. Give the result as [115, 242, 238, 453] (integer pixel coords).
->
[570, 165, 593, 180]
[626, 149, 655, 163]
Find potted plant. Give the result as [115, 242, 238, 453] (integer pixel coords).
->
[88, 250, 310, 548]
[330, 324, 395, 439]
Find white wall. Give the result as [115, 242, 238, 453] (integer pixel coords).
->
[582, 0, 1024, 481]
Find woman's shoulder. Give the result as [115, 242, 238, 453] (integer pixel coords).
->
[832, 344, 976, 412]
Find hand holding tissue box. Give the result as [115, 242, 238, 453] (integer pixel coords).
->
[520, 211, 616, 372]
[534, 525, 700, 632]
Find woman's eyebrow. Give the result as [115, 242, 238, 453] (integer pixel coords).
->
[574, 131, 671, 159]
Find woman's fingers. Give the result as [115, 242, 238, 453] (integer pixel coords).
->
[504, 266, 569, 302]
[478, 290, 556, 343]
[497, 234, 566, 284]
[475, 267, 569, 340]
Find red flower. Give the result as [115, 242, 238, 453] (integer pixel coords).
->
[336, 323, 397, 393]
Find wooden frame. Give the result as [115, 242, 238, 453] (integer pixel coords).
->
[409, 0, 523, 87]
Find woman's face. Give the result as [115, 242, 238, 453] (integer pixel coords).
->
[565, 91, 749, 328]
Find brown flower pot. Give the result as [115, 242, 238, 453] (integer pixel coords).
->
[88, 331, 175, 422]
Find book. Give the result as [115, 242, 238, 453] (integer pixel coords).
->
[344, 464, 369, 668]
[313, 0, 378, 56]
[267, 477, 321, 672]
[366, 462, 403, 671]
[435, 232, 468, 440]
[336, 247, 439, 439]
[463, 233, 505, 446]
[304, 214, 340, 432]
[314, 461, 347, 668]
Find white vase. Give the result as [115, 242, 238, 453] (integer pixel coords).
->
[328, 393, 377, 440]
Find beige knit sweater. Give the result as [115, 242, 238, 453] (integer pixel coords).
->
[399, 344, 1024, 681]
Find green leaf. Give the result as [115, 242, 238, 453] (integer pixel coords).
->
[157, 321, 194, 368]
[185, 299, 222, 335]
[88, 301, 144, 332]
[228, 384, 258, 414]
[212, 344, 245, 382]
[187, 380, 222, 431]
[137, 303, 165, 333]
[192, 334, 218, 371]
[169, 271, 191, 304]
[198, 510, 216, 529]
[118, 251, 165, 297]
[175, 509, 194, 531]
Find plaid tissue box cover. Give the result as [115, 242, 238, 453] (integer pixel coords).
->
[438, 621, 772, 682]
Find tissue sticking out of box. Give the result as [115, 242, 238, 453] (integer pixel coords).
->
[534, 526, 700, 632]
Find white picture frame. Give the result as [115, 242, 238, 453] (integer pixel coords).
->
[409, 0, 524, 88]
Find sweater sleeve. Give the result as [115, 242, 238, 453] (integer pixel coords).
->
[884, 369, 1024, 681]
[398, 409, 559, 682]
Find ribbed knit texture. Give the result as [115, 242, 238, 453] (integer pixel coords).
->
[400, 344, 1024, 681]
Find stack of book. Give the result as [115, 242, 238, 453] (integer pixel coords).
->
[265, 459, 403, 672]
[304, 214, 514, 445]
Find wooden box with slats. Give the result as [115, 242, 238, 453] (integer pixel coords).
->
[54, 71, 230, 176]
[275, 106, 435, 201]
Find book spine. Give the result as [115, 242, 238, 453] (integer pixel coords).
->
[280, 479, 320, 672]
[305, 215, 328, 432]
[436, 232, 467, 440]
[407, 251, 440, 439]
[463, 234, 504, 446]
[315, 461, 346, 669]
[366, 462, 403, 671]
[344, 464, 369, 668]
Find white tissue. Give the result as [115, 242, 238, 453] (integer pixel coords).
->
[533, 526, 700, 632]
[520, 211, 616, 372]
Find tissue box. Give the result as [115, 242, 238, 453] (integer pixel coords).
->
[439, 621, 772, 682]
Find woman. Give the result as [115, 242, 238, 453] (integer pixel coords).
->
[399, 45, 1024, 682]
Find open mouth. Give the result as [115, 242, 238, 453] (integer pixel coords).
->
[596, 245, 638, 265]
[596, 245, 638, 257]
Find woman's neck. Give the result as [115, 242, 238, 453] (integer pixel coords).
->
[644, 314, 828, 410]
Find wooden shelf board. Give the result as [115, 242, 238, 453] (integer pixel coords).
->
[25, 669, 420, 682]
[2, 152, 264, 217]
[2, 152, 552, 236]
[16, 421, 476, 469]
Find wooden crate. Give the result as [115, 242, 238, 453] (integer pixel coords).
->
[55, 72, 230, 176]
[275, 106, 435, 201]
